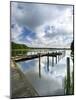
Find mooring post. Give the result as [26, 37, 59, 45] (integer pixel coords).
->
[62, 51, 63, 58]
[39, 53, 41, 78]
[72, 66, 74, 94]
[60, 55, 61, 60]
[47, 52, 49, 71]
[60, 55, 62, 60]
[62, 51, 64, 57]
[64, 50, 66, 56]
[56, 55, 57, 64]
[58, 55, 60, 61]
[61, 53, 62, 59]
[52, 57, 54, 66]
[66, 57, 70, 95]
[63, 51, 64, 57]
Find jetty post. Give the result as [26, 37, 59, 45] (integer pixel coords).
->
[52, 57, 54, 66]
[58, 55, 60, 61]
[56, 55, 57, 64]
[39, 53, 41, 78]
[66, 57, 70, 94]
[47, 52, 49, 71]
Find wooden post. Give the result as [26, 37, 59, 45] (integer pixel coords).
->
[62, 50, 65, 57]
[39, 53, 41, 78]
[63, 51, 64, 57]
[56, 55, 57, 64]
[58, 55, 60, 61]
[64, 50, 65, 56]
[62, 51, 64, 57]
[52, 57, 54, 66]
[61, 53, 63, 59]
[47, 53, 49, 71]
[62, 51, 63, 58]
[60, 55, 62, 60]
[72, 68, 74, 94]
[66, 57, 70, 95]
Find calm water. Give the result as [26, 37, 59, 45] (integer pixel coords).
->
[17, 50, 73, 96]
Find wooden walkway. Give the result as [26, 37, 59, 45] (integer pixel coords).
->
[12, 52, 62, 62]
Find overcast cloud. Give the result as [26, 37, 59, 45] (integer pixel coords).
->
[11, 2, 73, 48]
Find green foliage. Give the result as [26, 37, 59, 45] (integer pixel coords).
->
[11, 42, 28, 49]
[11, 42, 29, 57]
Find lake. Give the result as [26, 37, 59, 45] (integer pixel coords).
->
[16, 49, 73, 96]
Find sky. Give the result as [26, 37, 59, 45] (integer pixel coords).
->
[11, 2, 73, 48]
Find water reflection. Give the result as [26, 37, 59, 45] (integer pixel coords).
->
[17, 50, 73, 96]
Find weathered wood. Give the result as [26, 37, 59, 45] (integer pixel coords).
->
[39, 54, 41, 78]
[63, 50, 65, 56]
[14, 52, 62, 62]
[63, 50, 65, 57]
[58, 55, 60, 61]
[66, 57, 70, 95]
[47, 53, 49, 71]
[56, 55, 57, 64]
[59, 55, 61, 61]
[52, 57, 54, 66]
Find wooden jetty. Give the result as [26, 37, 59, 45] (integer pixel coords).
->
[12, 52, 62, 62]
[12, 51, 66, 78]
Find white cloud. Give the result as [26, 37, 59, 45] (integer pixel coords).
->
[11, 2, 73, 48]
[11, 24, 22, 43]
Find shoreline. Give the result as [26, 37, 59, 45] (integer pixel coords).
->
[10, 59, 39, 98]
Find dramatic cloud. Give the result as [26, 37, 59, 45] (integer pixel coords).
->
[11, 2, 73, 48]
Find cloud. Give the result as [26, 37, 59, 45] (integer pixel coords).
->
[11, 2, 73, 30]
[11, 2, 73, 48]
